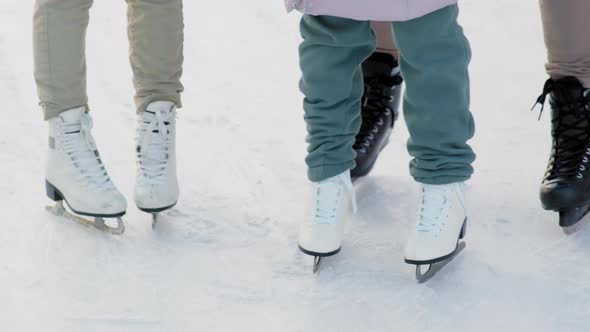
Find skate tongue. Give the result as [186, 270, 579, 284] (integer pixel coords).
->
[59, 107, 86, 123]
[417, 184, 449, 232]
[362, 52, 399, 78]
[143, 102, 175, 133]
[139, 106, 174, 177]
[552, 77, 586, 103]
[146, 101, 175, 114]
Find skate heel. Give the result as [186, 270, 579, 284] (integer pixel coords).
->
[45, 180, 63, 202]
[459, 219, 467, 240]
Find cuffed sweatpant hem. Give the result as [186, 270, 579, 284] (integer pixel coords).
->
[413, 174, 471, 185]
[136, 94, 182, 114]
[308, 162, 355, 182]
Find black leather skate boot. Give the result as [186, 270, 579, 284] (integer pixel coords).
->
[351, 52, 403, 179]
[536, 77, 590, 226]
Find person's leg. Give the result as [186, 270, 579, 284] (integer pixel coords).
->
[536, 1, 590, 227]
[127, 0, 184, 218]
[395, 5, 474, 272]
[35, 0, 127, 229]
[371, 21, 399, 59]
[540, 0, 590, 87]
[34, 0, 93, 120]
[299, 15, 376, 182]
[298, 15, 375, 261]
[393, 5, 475, 185]
[126, 0, 184, 113]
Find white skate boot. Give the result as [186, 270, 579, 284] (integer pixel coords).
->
[134, 101, 178, 228]
[45, 107, 127, 234]
[404, 182, 467, 283]
[298, 170, 357, 273]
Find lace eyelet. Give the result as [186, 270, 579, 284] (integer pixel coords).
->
[584, 157, 589, 163]
[581, 165, 586, 171]
[578, 173, 584, 179]
[377, 119, 384, 126]
[372, 128, 379, 134]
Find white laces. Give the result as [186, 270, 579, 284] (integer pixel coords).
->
[60, 114, 113, 192]
[313, 172, 357, 225]
[137, 109, 174, 185]
[417, 184, 463, 232]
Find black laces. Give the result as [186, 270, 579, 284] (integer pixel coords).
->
[354, 75, 402, 151]
[534, 79, 590, 180]
[532, 78, 553, 120]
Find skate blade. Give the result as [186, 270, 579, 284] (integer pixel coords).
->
[414, 241, 466, 284]
[312, 256, 322, 274]
[562, 214, 590, 235]
[46, 202, 125, 235]
[560, 204, 590, 232]
[151, 213, 159, 230]
[138, 204, 176, 230]
[298, 245, 341, 274]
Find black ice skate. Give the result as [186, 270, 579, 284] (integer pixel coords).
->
[351, 52, 403, 180]
[535, 77, 590, 228]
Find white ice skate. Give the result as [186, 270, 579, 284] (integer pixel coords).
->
[134, 101, 179, 228]
[404, 182, 467, 283]
[298, 170, 357, 273]
[45, 107, 127, 235]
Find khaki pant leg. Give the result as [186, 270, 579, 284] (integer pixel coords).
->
[540, 0, 590, 87]
[127, 0, 184, 113]
[34, 0, 94, 120]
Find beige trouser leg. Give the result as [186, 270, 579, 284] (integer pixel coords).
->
[127, 0, 184, 113]
[34, 0, 93, 120]
[370, 21, 399, 59]
[33, 0, 184, 120]
[540, 0, 590, 87]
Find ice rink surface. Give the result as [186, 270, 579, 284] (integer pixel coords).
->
[1, 1, 588, 331]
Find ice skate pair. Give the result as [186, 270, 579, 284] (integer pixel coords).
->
[297, 170, 467, 282]
[45, 101, 179, 234]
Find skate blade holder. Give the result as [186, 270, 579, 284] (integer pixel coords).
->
[46, 201, 125, 235]
[151, 213, 159, 230]
[414, 241, 466, 283]
[560, 204, 590, 234]
[313, 256, 322, 273]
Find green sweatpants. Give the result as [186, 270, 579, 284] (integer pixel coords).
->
[33, 0, 184, 120]
[299, 5, 475, 184]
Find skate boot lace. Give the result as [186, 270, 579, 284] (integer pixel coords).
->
[353, 75, 401, 154]
[417, 184, 457, 233]
[313, 173, 357, 225]
[61, 114, 114, 192]
[137, 109, 175, 185]
[533, 79, 590, 180]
